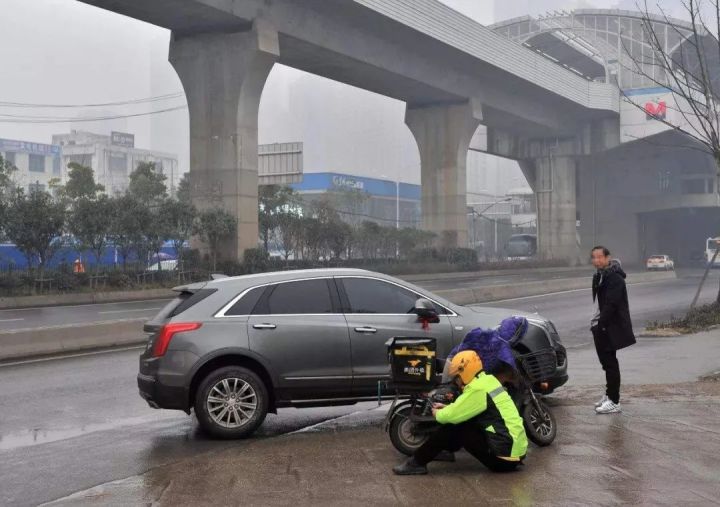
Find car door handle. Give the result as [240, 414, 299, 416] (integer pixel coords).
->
[354, 326, 377, 334]
[253, 323, 277, 330]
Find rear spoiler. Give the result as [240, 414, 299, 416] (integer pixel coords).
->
[171, 281, 208, 294]
[170, 273, 227, 294]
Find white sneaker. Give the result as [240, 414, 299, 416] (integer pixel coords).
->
[595, 399, 621, 414]
[594, 394, 608, 408]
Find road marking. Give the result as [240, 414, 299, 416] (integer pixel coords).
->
[98, 307, 162, 315]
[0, 298, 172, 312]
[0, 318, 24, 323]
[0, 317, 146, 334]
[487, 279, 675, 304]
[0, 345, 146, 368]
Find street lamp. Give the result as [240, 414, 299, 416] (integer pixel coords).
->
[380, 173, 400, 230]
[467, 197, 512, 259]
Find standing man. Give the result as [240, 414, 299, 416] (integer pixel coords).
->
[590, 246, 636, 414]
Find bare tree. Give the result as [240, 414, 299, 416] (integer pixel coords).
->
[623, 0, 720, 304]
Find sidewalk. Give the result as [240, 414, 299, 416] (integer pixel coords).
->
[46, 331, 720, 507]
[46, 380, 720, 506]
[567, 328, 720, 386]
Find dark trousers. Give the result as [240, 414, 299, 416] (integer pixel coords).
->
[592, 326, 621, 404]
[414, 423, 520, 472]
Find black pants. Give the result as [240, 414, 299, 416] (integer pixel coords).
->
[592, 326, 621, 404]
[414, 423, 520, 472]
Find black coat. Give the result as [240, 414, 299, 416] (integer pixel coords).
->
[592, 265, 636, 351]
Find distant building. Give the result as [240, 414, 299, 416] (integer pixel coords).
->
[291, 172, 421, 228]
[0, 137, 63, 194]
[507, 187, 537, 234]
[51, 130, 179, 196]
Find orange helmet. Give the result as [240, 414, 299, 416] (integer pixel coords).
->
[448, 350, 483, 386]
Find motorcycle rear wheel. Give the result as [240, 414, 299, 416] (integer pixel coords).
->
[389, 405, 430, 456]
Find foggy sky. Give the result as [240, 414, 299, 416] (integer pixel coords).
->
[0, 0, 688, 191]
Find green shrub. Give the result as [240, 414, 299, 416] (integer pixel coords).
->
[648, 302, 720, 333]
[243, 248, 269, 274]
[107, 271, 133, 289]
[441, 247, 478, 267]
[0, 273, 25, 293]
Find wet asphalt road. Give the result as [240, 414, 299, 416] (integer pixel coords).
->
[0, 299, 168, 331]
[0, 347, 380, 506]
[0, 268, 594, 331]
[0, 269, 717, 506]
[484, 269, 720, 349]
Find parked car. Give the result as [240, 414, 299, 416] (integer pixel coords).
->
[137, 269, 568, 438]
[646, 255, 675, 271]
[505, 234, 537, 260]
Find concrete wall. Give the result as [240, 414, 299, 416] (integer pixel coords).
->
[578, 134, 719, 264]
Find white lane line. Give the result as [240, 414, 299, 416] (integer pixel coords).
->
[0, 298, 172, 312]
[0, 318, 24, 323]
[486, 279, 674, 304]
[98, 307, 162, 315]
[0, 345, 146, 368]
[0, 317, 146, 334]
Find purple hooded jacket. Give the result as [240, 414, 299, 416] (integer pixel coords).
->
[448, 316, 527, 373]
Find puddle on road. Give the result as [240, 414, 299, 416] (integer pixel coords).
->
[0, 413, 186, 451]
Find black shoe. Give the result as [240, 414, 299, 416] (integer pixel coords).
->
[393, 458, 428, 475]
[434, 450, 456, 462]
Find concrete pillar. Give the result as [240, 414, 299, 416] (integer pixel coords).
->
[169, 22, 278, 261]
[405, 101, 482, 247]
[533, 154, 581, 264]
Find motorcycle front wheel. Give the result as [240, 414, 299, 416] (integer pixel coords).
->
[389, 405, 430, 456]
[522, 399, 556, 446]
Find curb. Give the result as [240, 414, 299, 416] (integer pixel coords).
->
[433, 270, 675, 305]
[0, 318, 146, 362]
[0, 288, 176, 310]
[1, 267, 658, 310]
[400, 266, 588, 283]
[0, 271, 676, 361]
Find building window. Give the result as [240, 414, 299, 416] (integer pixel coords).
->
[67, 154, 92, 167]
[4, 151, 16, 165]
[28, 182, 46, 193]
[681, 178, 706, 194]
[52, 157, 62, 175]
[29, 154, 45, 173]
[109, 153, 127, 173]
[659, 170, 671, 193]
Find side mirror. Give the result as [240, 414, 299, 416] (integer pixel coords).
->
[414, 298, 440, 323]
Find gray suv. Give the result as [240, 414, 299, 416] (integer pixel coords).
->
[138, 268, 567, 438]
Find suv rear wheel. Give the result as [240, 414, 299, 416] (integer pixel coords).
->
[194, 366, 269, 439]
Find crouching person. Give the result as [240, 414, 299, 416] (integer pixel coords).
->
[393, 351, 528, 475]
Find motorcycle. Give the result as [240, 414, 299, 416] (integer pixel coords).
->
[384, 336, 558, 456]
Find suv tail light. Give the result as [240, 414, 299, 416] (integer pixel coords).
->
[153, 322, 202, 357]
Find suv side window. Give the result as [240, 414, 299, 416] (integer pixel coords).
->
[340, 278, 420, 314]
[256, 279, 335, 315]
[224, 286, 266, 316]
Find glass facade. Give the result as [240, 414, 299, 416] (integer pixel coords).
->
[28, 154, 45, 173]
[492, 10, 695, 89]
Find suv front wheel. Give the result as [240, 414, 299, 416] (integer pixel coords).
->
[194, 366, 269, 439]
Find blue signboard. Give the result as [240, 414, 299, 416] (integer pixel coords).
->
[292, 172, 420, 200]
[0, 138, 61, 156]
[0, 241, 180, 270]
